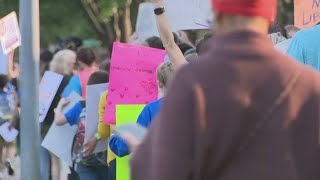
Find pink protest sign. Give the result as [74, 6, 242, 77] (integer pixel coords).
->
[104, 42, 165, 124]
[0, 12, 21, 54]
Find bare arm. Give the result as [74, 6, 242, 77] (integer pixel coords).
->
[54, 99, 69, 126]
[151, 0, 187, 69]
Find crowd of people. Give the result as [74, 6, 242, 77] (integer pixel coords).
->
[0, 0, 320, 179]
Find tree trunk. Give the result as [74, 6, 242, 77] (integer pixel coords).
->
[119, 0, 133, 42]
[113, 8, 122, 42]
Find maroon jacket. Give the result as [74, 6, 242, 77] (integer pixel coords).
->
[130, 30, 320, 180]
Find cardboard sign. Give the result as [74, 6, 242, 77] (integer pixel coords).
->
[0, 12, 21, 54]
[41, 92, 83, 166]
[85, 83, 108, 153]
[104, 43, 165, 124]
[39, 71, 63, 123]
[41, 123, 78, 167]
[116, 105, 145, 180]
[0, 48, 9, 75]
[136, 3, 160, 41]
[135, 1, 212, 40]
[294, 0, 320, 29]
[0, 122, 18, 142]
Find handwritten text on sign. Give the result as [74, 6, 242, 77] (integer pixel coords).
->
[104, 42, 165, 124]
[0, 12, 21, 54]
[294, 0, 320, 29]
[39, 71, 63, 123]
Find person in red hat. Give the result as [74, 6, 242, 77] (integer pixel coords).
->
[124, 0, 320, 179]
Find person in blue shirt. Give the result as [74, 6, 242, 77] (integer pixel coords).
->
[109, 61, 174, 157]
[54, 71, 109, 180]
[286, 24, 320, 71]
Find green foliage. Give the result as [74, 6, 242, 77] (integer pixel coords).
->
[40, 1, 97, 47]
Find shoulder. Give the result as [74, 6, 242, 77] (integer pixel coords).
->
[70, 75, 80, 82]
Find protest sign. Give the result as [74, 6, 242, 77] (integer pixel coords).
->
[0, 12, 21, 54]
[294, 0, 320, 29]
[39, 71, 63, 123]
[42, 123, 78, 167]
[163, 0, 212, 30]
[135, 1, 211, 39]
[0, 48, 9, 75]
[41, 92, 83, 166]
[85, 83, 108, 153]
[0, 122, 18, 142]
[104, 42, 165, 124]
[116, 105, 146, 180]
[136, 3, 159, 40]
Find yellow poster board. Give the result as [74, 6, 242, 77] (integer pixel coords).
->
[115, 105, 145, 180]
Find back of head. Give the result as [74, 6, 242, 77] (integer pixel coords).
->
[211, 0, 277, 33]
[156, 62, 174, 90]
[87, 71, 109, 86]
[285, 25, 301, 38]
[269, 23, 287, 38]
[77, 47, 97, 67]
[99, 60, 111, 73]
[40, 50, 53, 63]
[145, 36, 165, 50]
[50, 49, 76, 75]
[0, 74, 8, 90]
[196, 32, 213, 54]
[185, 53, 199, 62]
[178, 43, 193, 55]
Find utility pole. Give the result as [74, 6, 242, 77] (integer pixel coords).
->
[19, 0, 40, 180]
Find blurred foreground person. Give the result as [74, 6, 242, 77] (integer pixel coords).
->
[128, 0, 320, 180]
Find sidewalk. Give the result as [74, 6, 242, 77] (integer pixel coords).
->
[5, 156, 20, 180]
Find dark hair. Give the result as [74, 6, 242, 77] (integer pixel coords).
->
[184, 48, 197, 56]
[269, 23, 287, 38]
[99, 60, 111, 73]
[196, 32, 213, 54]
[63, 37, 83, 51]
[77, 47, 97, 66]
[145, 36, 165, 50]
[0, 74, 8, 90]
[173, 32, 180, 44]
[87, 71, 109, 85]
[177, 43, 193, 55]
[40, 50, 53, 63]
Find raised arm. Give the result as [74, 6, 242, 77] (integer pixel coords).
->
[151, 0, 187, 69]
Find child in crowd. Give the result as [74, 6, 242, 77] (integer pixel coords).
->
[54, 71, 109, 180]
[109, 62, 174, 157]
[0, 74, 19, 178]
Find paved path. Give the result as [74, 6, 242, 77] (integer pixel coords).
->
[4, 156, 20, 180]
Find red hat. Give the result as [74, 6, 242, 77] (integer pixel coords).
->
[211, 0, 277, 23]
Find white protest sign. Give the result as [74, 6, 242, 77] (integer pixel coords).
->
[0, 122, 18, 142]
[193, 0, 213, 28]
[85, 83, 108, 153]
[275, 39, 292, 54]
[136, 1, 212, 40]
[39, 71, 63, 123]
[0, 48, 9, 75]
[42, 123, 78, 167]
[136, 3, 160, 41]
[0, 12, 21, 54]
[41, 92, 83, 166]
[163, 0, 210, 30]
